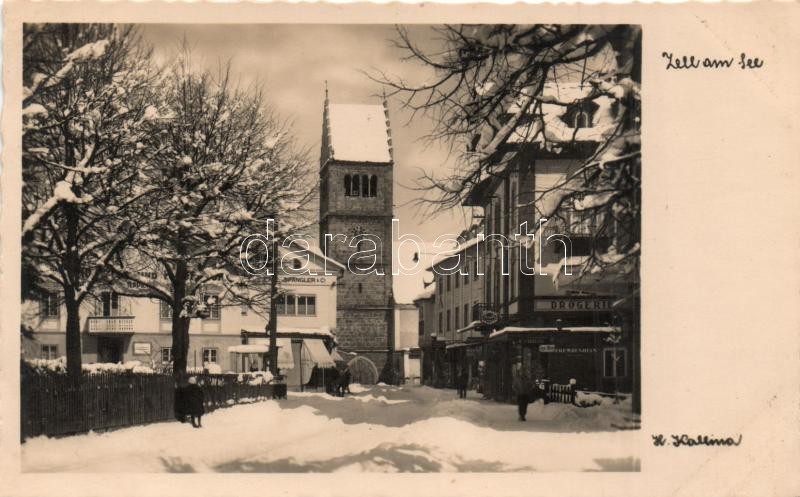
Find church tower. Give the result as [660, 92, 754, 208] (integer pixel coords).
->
[319, 88, 394, 382]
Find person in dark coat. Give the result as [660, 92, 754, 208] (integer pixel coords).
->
[512, 365, 533, 421]
[343, 367, 352, 395]
[174, 379, 188, 423]
[457, 369, 468, 399]
[336, 367, 351, 397]
[327, 367, 341, 396]
[185, 376, 205, 428]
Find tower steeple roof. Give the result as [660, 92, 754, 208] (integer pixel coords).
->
[322, 91, 394, 164]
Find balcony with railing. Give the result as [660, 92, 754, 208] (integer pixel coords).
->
[87, 316, 135, 334]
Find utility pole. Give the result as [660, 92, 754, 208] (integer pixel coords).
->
[267, 221, 279, 376]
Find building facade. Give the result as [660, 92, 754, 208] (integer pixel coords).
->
[393, 303, 421, 384]
[21, 242, 344, 389]
[318, 91, 395, 382]
[458, 83, 638, 401]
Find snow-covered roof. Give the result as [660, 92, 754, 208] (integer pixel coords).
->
[456, 321, 481, 334]
[413, 283, 436, 302]
[283, 240, 346, 271]
[489, 325, 617, 339]
[325, 104, 392, 163]
[241, 326, 333, 338]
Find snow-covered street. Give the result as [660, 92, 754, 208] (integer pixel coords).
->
[23, 384, 639, 473]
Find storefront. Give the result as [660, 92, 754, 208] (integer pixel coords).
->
[239, 328, 337, 389]
[481, 295, 632, 402]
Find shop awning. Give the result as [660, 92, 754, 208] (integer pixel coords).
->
[241, 326, 334, 338]
[303, 339, 336, 368]
[489, 326, 618, 340]
[456, 321, 481, 334]
[445, 342, 471, 350]
[227, 344, 268, 354]
[234, 338, 295, 369]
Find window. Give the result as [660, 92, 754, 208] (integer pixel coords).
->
[202, 293, 220, 320]
[358, 283, 363, 293]
[437, 276, 443, 295]
[97, 291, 120, 317]
[463, 266, 469, 285]
[41, 344, 58, 360]
[474, 259, 480, 281]
[161, 347, 173, 363]
[464, 304, 470, 327]
[202, 348, 218, 364]
[446, 310, 451, 332]
[603, 348, 627, 378]
[447, 274, 451, 292]
[277, 294, 315, 315]
[345, 173, 377, 197]
[361, 174, 369, 196]
[276, 294, 293, 315]
[293, 258, 302, 270]
[454, 307, 459, 331]
[573, 110, 591, 129]
[41, 292, 59, 318]
[438, 312, 442, 334]
[297, 295, 316, 315]
[159, 301, 172, 320]
[455, 270, 460, 288]
[510, 182, 518, 231]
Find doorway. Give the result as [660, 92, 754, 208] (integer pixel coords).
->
[97, 336, 124, 363]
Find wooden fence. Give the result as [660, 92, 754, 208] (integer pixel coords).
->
[21, 373, 277, 441]
[546, 383, 577, 405]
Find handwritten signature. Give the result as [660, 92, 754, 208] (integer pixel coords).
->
[652, 434, 743, 447]
[662, 52, 764, 70]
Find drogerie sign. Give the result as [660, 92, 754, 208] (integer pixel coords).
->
[534, 298, 614, 312]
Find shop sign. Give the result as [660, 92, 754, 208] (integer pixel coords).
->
[534, 298, 614, 312]
[280, 275, 328, 285]
[544, 347, 597, 354]
[133, 342, 151, 355]
[538, 344, 556, 352]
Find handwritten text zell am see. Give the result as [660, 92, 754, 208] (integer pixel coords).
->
[662, 52, 764, 70]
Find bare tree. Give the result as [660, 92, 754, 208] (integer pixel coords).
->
[22, 24, 160, 377]
[376, 24, 641, 274]
[107, 52, 313, 378]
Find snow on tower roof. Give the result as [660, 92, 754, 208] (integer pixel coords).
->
[326, 104, 393, 163]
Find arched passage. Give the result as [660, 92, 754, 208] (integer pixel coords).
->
[347, 356, 379, 385]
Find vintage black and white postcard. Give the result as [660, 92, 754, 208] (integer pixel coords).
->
[1, 2, 798, 497]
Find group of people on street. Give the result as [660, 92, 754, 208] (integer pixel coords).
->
[174, 376, 205, 428]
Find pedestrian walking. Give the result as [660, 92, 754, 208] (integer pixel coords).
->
[512, 364, 532, 421]
[457, 369, 468, 399]
[185, 376, 205, 428]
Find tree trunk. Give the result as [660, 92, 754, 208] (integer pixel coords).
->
[63, 200, 83, 379]
[64, 286, 82, 379]
[171, 261, 191, 379]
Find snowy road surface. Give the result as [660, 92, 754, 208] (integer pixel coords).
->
[22, 384, 640, 473]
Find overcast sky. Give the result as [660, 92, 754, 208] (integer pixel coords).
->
[139, 24, 474, 303]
